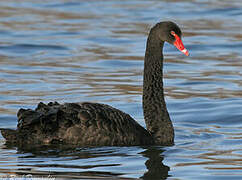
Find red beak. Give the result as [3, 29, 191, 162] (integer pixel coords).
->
[172, 32, 189, 56]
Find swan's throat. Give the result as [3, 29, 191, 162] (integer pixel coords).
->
[142, 31, 174, 145]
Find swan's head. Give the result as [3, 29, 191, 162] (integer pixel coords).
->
[157, 21, 189, 56]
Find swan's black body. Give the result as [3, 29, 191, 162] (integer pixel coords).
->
[1, 21, 187, 147]
[1, 102, 153, 146]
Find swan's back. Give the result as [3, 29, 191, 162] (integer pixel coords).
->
[1, 102, 153, 147]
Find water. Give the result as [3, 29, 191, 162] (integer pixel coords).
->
[0, 0, 242, 179]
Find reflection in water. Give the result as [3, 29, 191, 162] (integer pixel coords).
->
[1, 145, 127, 179]
[141, 147, 169, 180]
[1, 144, 169, 180]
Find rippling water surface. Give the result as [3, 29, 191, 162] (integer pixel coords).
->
[0, 0, 242, 179]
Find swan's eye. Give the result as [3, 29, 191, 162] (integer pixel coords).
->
[170, 31, 176, 36]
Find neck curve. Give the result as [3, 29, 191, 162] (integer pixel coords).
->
[142, 27, 174, 145]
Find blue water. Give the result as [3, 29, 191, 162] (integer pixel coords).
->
[0, 0, 242, 179]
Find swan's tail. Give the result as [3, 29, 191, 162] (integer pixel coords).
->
[0, 128, 18, 143]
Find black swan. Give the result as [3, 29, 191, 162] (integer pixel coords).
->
[1, 21, 189, 147]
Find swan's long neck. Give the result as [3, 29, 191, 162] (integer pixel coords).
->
[142, 28, 174, 145]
